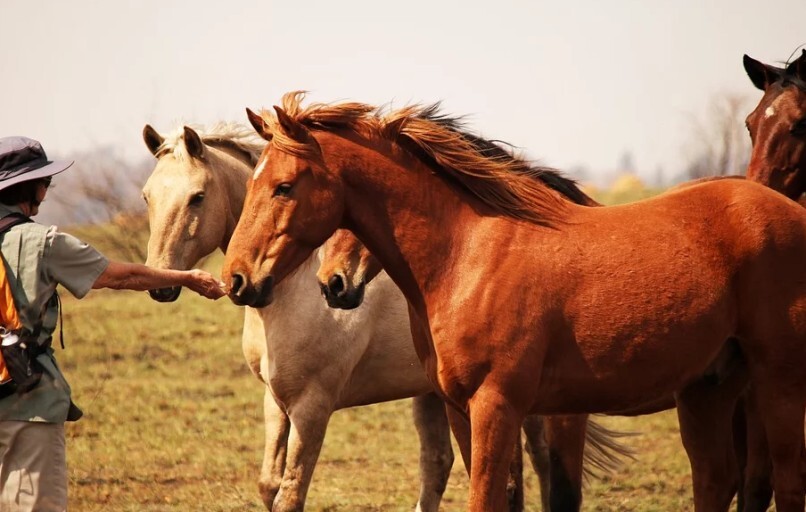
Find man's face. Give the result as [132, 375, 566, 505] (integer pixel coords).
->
[31, 177, 51, 216]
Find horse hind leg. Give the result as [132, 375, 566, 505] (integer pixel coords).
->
[522, 415, 551, 512]
[543, 415, 588, 512]
[676, 362, 747, 512]
[412, 393, 454, 512]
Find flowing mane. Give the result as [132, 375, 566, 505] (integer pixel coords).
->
[261, 92, 596, 226]
[156, 122, 265, 165]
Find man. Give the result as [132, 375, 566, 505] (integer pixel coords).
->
[0, 136, 225, 511]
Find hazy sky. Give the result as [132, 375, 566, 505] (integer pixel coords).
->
[2, 0, 804, 184]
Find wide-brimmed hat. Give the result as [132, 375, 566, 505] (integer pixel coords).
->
[0, 137, 74, 192]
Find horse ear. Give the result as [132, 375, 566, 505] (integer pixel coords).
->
[246, 108, 273, 141]
[183, 126, 205, 159]
[743, 54, 778, 91]
[273, 106, 310, 142]
[794, 49, 806, 81]
[143, 124, 164, 156]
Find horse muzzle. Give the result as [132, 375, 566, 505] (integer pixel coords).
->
[320, 274, 366, 310]
[148, 286, 182, 303]
[227, 272, 274, 308]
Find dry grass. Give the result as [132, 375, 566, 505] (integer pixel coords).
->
[56, 259, 702, 511]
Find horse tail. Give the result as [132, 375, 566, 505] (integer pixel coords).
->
[582, 416, 636, 480]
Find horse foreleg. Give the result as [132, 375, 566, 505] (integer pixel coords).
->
[259, 386, 290, 510]
[412, 393, 455, 512]
[272, 396, 333, 512]
[522, 415, 551, 512]
[543, 415, 587, 512]
[735, 391, 773, 512]
[467, 388, 524, 512]
[446, 404, 472, 474]
[445, 398, 525, 511]
[676, 375, 744, 512]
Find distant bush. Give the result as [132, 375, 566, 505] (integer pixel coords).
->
[69, 213, 149, 264]
[585, 174, 666, 206]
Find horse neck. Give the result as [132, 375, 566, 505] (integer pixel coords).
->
[321, 133, 505, 312]
[265, 252, 320, 308]
[208, 144, 253, 251]
[747, 85, 806, 200]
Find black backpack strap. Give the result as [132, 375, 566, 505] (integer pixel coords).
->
[0, 213, 32, 235]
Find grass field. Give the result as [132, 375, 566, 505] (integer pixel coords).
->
[60, 205, 754, 511]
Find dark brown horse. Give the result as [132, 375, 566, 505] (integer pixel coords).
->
[222, 93, 806, 511]
[744, 49, 806, 202]
[740, 48, 806, 511]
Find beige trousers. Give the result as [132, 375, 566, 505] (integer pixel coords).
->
[0, 422, 66, 512]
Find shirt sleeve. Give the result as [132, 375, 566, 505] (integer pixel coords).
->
[43, 229, 110, 299]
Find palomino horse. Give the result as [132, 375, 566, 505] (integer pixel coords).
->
[223, 92, 806, 511]
[139, 123, 625, 511]
[140, 123, 450, 511]
[741, 48, 806, 511]
[744, 49, 806, 204]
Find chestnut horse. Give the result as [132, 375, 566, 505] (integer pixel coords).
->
[744, 49, 806, 202]
[222, 93, 806, 511]
[317, 189, 774, 512]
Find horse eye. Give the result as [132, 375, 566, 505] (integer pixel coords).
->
[189, 192, 205, 206]
[792, 118, 806, 135]
[274, 183, 293, 197]
[142, 193, 149, 205]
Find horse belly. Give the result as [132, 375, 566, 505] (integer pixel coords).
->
[534, 282, 737, 414]
[336, 349, 433, 408]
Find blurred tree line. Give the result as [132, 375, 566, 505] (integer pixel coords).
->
[682, 93, 751, 180]
[34, 91, 753, 263]
[37, 146, 151, 262]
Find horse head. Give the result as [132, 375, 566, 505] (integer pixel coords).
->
[223, 103, 346, 308]
[141, 123, 260, 301]
[744, 49, 806, 200]
[316, 229, 383, 310]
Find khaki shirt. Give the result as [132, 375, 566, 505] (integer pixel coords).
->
[0, 204, 108, 423]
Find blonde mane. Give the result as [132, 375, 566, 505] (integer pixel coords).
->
[259, 92, 584, 226]
[157, 122, 266, 165]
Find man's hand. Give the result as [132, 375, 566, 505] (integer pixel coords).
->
[185, 269, 226, 300]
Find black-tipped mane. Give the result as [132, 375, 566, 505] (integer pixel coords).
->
[417, 107, 599, 207]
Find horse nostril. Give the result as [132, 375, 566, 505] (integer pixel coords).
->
[231, 273, 246, 297]
[328, 274, 345, 296]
